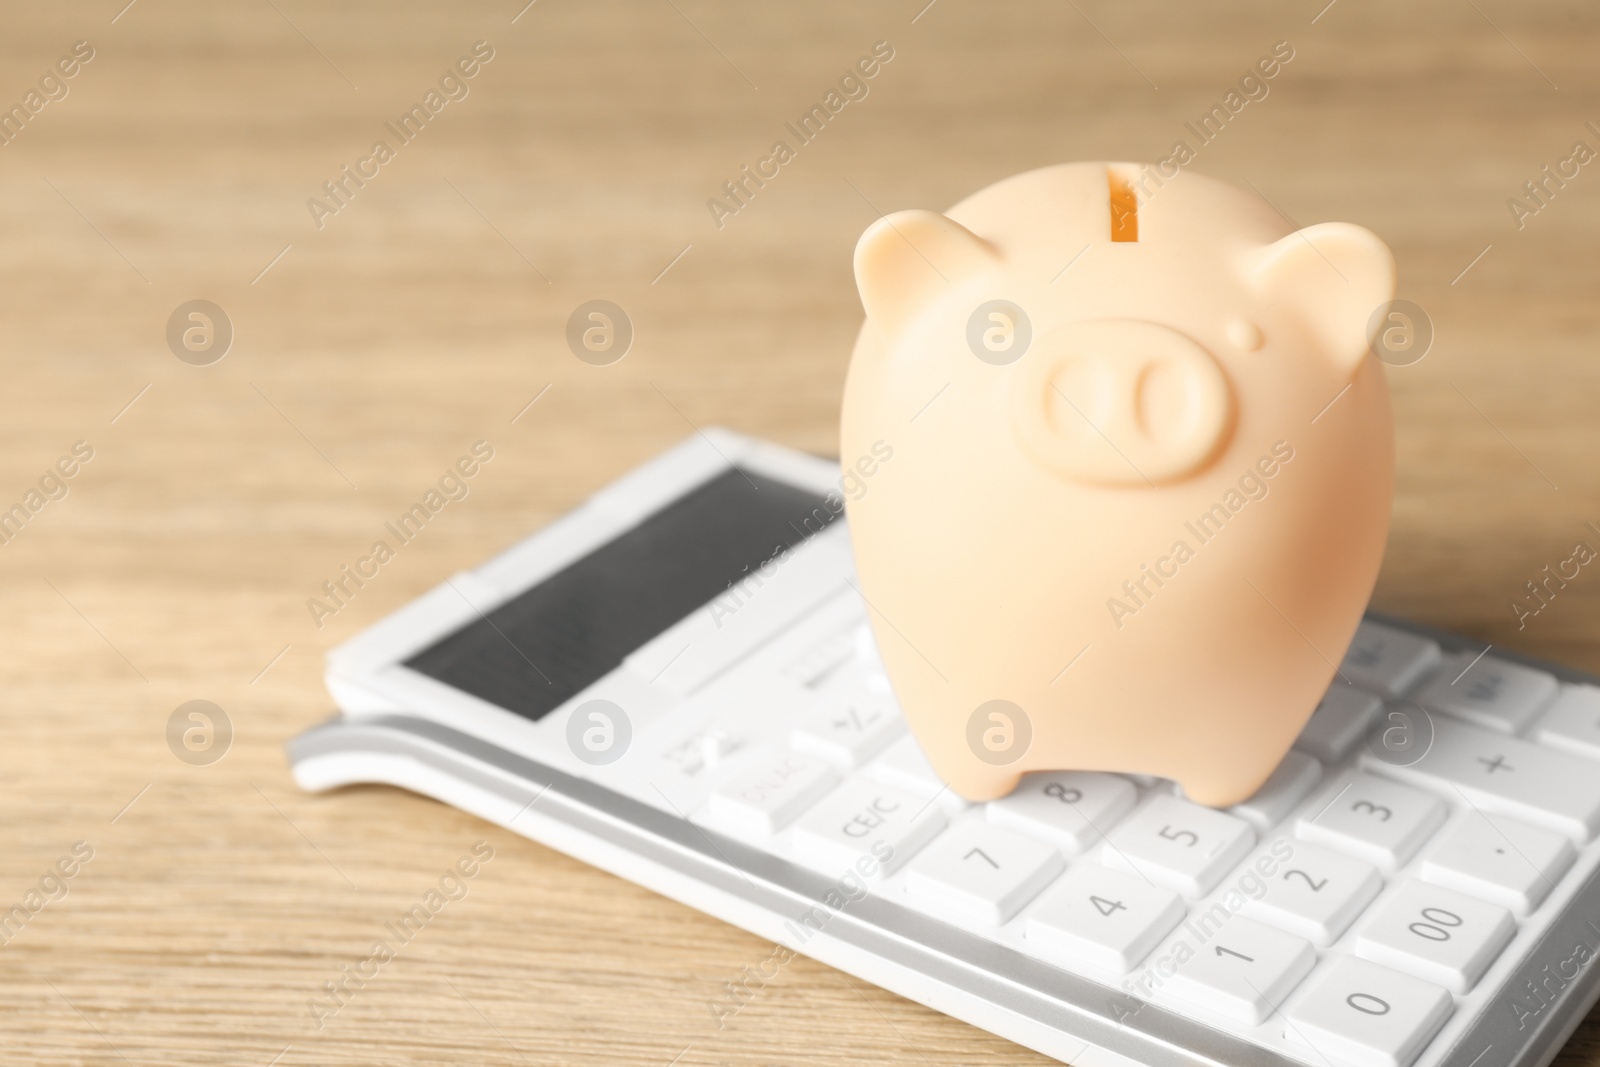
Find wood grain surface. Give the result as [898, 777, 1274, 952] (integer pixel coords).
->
[1, 1, 1597, 1064]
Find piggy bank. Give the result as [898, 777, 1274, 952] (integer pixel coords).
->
[840, 162, 1395, 805]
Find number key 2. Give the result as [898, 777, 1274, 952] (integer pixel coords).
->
[1241, 840, 1384, 946]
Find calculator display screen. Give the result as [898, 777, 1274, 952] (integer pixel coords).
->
[403, 466, 839, 722]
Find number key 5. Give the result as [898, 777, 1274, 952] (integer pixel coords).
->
[1103, 795, 1256, 897]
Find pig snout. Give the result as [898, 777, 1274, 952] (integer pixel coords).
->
[1009, 319, 1233, 485]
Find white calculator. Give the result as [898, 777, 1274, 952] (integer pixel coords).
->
[290, 430, 1600, 1067]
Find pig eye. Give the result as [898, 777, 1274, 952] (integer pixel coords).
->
[1226, 319, 1264, 351]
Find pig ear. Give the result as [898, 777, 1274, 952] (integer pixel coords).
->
[854, 210, 999, 336]
[1249, 222, 1396, 377]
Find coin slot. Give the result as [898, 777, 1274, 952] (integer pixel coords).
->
[1109, 168, 1138, 242]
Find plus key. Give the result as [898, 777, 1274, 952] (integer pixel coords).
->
[1362, 717, 1600, 841]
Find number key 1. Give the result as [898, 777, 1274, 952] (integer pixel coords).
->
[1160, 916, 1317, 1025]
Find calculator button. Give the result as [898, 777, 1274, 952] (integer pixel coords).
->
[1230, 751, 1323, 831]
[871, 734, 962, 806]
[1353, 880, 1515, 993]
[1413, 652, 1559, 734]
[1297, 774, 1446, 872]
[780, 617, 861, 687]
[1285, 956, 1453, 1067]
[1242, 841, 1384, 946]
[1363, 717, 1600, 841]
[1102, 795, 1257, 897]
[594, 717, 751, 814]
[706, 751, 837, 835]
[792, 779, 944, 879]
[853, 622, 884, 671]
[791, 693, 903, 767]
[986, 771, 1139, 854]
[1161, 916, 1317, 1025]
[905, 820, 1064, 924]
[1296, 687, 1383, 764]
[1341, 622, 1442, 698]
[1533, 684, 1600, 760]
[1024, 863, 1186, 973]
[1418, 813, 1574, 916]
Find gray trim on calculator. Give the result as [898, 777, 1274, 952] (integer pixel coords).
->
[289, 616, 1600, 1067]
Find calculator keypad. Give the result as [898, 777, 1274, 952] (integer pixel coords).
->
[642, 619, 1592, 1067]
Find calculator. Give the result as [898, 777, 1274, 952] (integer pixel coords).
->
[290, 430, 1600, 1067]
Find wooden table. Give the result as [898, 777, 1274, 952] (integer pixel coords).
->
[2, 1, 1597, 1063]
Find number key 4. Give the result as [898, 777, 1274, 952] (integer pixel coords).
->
[1024, 863, 1187, 974]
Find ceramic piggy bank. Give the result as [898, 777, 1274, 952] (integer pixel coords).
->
[840, 162, 1395, 805]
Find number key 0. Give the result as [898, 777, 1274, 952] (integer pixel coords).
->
[1287, 955, 1454, 1067]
